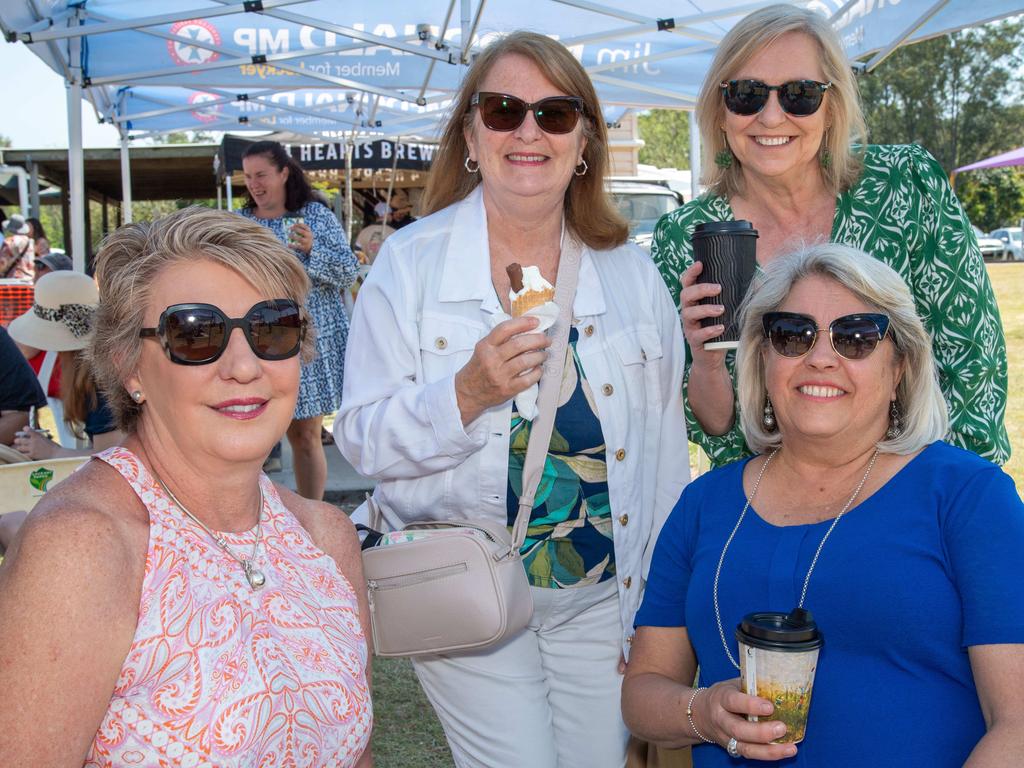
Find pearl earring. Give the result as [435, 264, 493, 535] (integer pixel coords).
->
[131, 390, 144, 404]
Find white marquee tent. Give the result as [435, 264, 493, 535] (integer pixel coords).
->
[1, 0, 1021, 265]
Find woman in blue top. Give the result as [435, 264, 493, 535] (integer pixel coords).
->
[240, 141, 358, 500]
[622, 243, 1024, 766]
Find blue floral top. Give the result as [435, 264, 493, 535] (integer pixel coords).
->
[241, 201, 359, 419]
[506, 327, 614, 589]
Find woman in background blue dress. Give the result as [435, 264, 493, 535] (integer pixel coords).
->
[240, 140, 358, 500]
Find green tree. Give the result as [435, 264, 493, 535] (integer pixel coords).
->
[859, 20, 1024, 171]
[0, 134, 11, 148]
[637, 109, 691, 169]
[859, 19, 1024, 230]
[956, 169, 1024, 232]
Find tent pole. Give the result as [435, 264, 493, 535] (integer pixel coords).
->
[689, 112, 701, 200]
[226, 176, 234, 211]
[27, 159, 40, 218]
[67, 29, 86, 271]
[120, 132, 133, 224]
[345, 141, 354, 245]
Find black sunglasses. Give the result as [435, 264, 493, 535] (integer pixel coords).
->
[721, 79, 831, 117]
[470, 92, 585, 134]
[140, 299, 306, 365]
[762, 312, 893, 361]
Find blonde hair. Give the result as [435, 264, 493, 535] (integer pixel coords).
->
[736, 243, 948, 455]
[424, 30, 629, 250]
[697, 4, 867, 198]
[90, 206, 313, 432]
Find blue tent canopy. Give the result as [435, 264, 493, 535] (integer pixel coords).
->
[1, 0, 1020, 262]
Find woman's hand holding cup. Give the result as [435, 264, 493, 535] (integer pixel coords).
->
[680, 260, 728, 372]
[455, 316, 551, 426]
[699, 679, 797, 761]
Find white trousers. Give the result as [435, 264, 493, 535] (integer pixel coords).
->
[411, 580, 629, 768]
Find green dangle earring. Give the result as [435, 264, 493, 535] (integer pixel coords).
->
[819, 130, 832, 169]
[715, 134, 734, 168]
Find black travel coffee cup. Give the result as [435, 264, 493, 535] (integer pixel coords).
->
[691, 220, 758, 350]
[736, 608, 824, 744]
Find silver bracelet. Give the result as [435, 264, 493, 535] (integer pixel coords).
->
[687, 686, 714, 744]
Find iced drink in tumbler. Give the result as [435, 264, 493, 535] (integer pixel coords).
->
[691, 220, 758, 350]
[736, 608, 823, 744]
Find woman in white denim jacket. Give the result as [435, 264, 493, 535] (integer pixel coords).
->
[336, 31, 689, 768]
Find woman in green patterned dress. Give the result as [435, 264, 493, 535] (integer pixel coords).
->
[653, 4, 1009, 467]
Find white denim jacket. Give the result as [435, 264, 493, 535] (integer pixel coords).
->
[336, 187, 690, 650]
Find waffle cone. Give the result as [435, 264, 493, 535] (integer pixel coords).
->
[511, 288, 555, 317]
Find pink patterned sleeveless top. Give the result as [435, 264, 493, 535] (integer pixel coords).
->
[85, 447, 372, 768]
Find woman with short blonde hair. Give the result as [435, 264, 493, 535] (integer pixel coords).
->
[0, 207, 372, 767]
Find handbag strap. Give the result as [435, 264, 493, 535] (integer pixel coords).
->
[509, 234, 583, 550]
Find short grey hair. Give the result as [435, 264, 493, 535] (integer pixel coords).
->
[736, 243, 948, 454]
[90, 206, 313, 432]
[697, 4, 867, 198]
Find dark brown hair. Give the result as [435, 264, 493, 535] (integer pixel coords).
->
[242, 140, 316, 213]
[423, 31, 628, 250]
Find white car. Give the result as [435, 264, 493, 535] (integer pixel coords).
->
[607, 180, 685, 252]
[972, 225, 1006, 261]
[988, 227, 1023, 261]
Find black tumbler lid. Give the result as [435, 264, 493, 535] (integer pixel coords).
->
[736, 608, 824, 652]
[693, 219, 758, 237]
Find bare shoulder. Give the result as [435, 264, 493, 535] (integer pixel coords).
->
[274, 484, 360, 563]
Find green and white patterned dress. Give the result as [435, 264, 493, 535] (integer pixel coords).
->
[652, 143, 1009, 467]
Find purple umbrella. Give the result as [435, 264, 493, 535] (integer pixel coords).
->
[956, 146, 1024, 173]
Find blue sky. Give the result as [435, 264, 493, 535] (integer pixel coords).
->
[0, 41, 121, 148]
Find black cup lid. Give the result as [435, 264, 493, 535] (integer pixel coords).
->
[693, 219, 758, 236]
[736, 608, 824, 651]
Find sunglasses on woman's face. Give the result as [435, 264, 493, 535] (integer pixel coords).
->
[140, 299, 305, 365]
[762, 312, 893, 361]
[720, 79, 831, 117]
[470, 92, 585, 134]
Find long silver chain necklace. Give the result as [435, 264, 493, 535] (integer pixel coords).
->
[713, 447, 880, 670]
[156, 475, 267, 590]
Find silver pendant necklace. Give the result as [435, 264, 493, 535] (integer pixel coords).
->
[156, 475, 267, 590]
[713, 448, 880, 670]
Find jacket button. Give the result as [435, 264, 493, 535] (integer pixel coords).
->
[626, 634, 634, 645]
[619, 513, 629, 526]
[435, 337, 447, 350]
[584, 324, 595, 337]
[623, 576, 632, 588]
[602, 383, 613, 396]
[615, 448, 626, 461]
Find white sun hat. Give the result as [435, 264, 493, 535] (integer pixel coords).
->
[8, 271, 99, 352]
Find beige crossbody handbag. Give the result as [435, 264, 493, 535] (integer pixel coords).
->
[360, 238, 583, 658]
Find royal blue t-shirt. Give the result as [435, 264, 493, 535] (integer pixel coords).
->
[635, 442, 1024, 767]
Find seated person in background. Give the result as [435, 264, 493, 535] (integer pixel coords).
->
[32, 251, 72, 281]
[353, 200, 396, 264]
[0, 214, 35, 280]
[0, 325, 45, 448]
[8, 271, 124, 460]
[622, 243, 1024, 766]
[26, 217, 51, 257]
[385, 188, 417, 230]
[2, 271, 124, 555]
[17, 253, 76, 443]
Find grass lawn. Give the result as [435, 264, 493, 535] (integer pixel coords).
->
[987, 263, 1023, 491]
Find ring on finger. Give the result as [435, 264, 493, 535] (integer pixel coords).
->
[726, 737, 741, 758]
